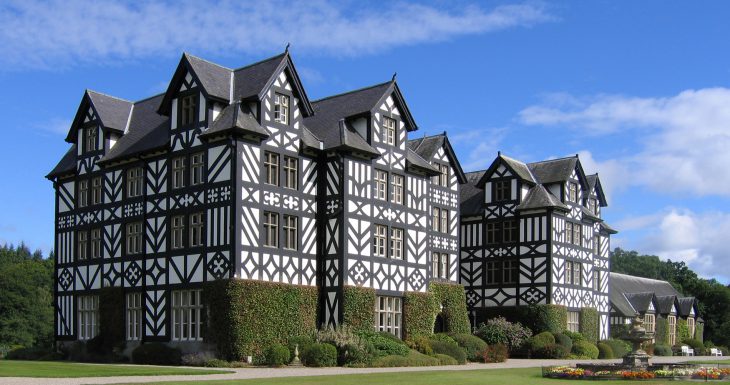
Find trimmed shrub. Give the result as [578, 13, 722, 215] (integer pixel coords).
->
[572, 340, 599, 359]
[474, 317, 532, 352]
[655, 317, 669, 345]
[529, 331, 556, 353]
[431, 340, 467, 364]
[654, 344, 672, 356]
[5, 346, 52, 360]
[678, 318, 690, 343]
[406, 335, 433, 356]
[603, 339, 630, 358]
[696, 322, 704, 341]
[534, 343, 569, 359]
[356, 330, 409, 357]
[683, 338, 705, 356]
[342, 286, 376, 333]
[430, 333, 458, 345]
[131, 343, 182, 366]
[448, 333, 487, 362]
[403, 291, 439, 339]
[579, 308, 599, 344]
[264, 343, 291, 367]
[181, 351, 216, 366]
[301, 343, 337, 367]
[554, 333, 573, 352]
[563, 330, 584, 343]
[597, 342, 614, 359]
[373, 350, 440, 367]
[430, 282, 471, 334]
[435, 353, 459, 365]
[480, 343, 509, 363]
[316, 325, 370, 365]
[204, 279, 318, 361]
[287, 335, 314, 363]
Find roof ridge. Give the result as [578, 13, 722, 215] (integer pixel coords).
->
[232, 52, 286, 72]
[184, 52, 234, 71]
[86, 89, 133, 103]
[312, 80, 392, 103]
[133, 92, 166, 105]
[527, 155, 579, 166]
[466, 170, 487, 175]
[611, 272, 676, 284]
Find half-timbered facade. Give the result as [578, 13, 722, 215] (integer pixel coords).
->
[459, 154, 617, 339]
[47, 51, 465, 348]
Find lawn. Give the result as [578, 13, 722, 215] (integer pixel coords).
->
[683, 359, 730, 365]
[117, 367, 714, 385]
[0, 360, 231, 378]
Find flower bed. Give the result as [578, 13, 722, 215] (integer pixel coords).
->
[543, 365, 730, 381]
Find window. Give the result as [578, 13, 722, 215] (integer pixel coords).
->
[573, 223, 582, 247]
[390, 228, 403, 259]
[189, 212, 204, 247]
[565, 260, 581, 285]
[593, 271, 601, 291]
[432, 253, 439, 279]
[85, 126, 98, 152]
[588, 198, 597, 214]
[127, 167, 143, 198]
[383, 116, 396, 145]
[644, 313, 655, 335]
[375, 296, 402, 338]
[593, 235, 600, 254]
[688, 317, 695, 339]
[439, 164, 449, 187]
[573, 262, 582, 285]
[90, 228, 102, 259]
[191, 152, 204, 185]
[274, 93, 289, 124]
[503, 220, 517, 243]
[263, 211, 278, 247]
[78, 180, 89, 208]
[439, 253, 449, 279]
[172, 156, 186, 189]
[565, 222, 573, 244]
[567, 311, 580, 333]
[440, 209, 449, 234]
[264, 152, 279, 186]
[391, 174, 404, 204]
[486, 261, 499, 284]
[373, 224, 387, 257]
[126, 222, 143, 254]
[91, 177, 102, 205]
[668, 315, 677, 345]
[375, 170, 388, 200]
[432, 207, 441, 232]
[503, 260, 518, 284]
[180, 94, 196, 126]
[486, 222, 499, 244]
[569, 182, 578, 203]
[171, 215, 185, 249]
[283, 156, 298, 190]
[494, 180, 511, 202]
[126, 293, 142, 341]
[283, 215, 298, 250]
[172, 290, 203, 341]
[77, 231, 88, 261]
[78, 295, 99, 341]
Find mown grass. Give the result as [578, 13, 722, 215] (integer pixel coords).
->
[0, 360, 231, 378]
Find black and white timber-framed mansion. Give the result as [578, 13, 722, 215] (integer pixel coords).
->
[46, 50, 467, 349]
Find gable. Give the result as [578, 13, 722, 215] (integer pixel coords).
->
[371, 83, 416, 132]
[158, 54, 231, 116]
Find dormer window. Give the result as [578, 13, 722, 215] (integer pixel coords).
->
[180, 94, 196, 126]
[274, 93, 289, 124]
[568, 182, 578, 203]
[383, 116, 396, 145]
[494, 180, 511, 202]
[588, 198, 598, 214]
[85, 126, 98, 152]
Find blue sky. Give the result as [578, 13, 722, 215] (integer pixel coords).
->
[1, 0, 729, 281]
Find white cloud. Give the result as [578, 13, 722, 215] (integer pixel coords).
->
[518, 88, 730, 197]
[0, 1, 554, 70]
[450, 127, 509, 171]
[31, 118, 71, 136]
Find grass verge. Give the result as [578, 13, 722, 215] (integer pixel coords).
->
[0, 360, 232, 378]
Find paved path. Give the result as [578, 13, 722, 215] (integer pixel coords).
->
[4, 356, 728, 385]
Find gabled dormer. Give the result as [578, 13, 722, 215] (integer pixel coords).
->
[476, 153, 536, 205]
[65, 90, 133, 157]
[408, 133, 467, 187]
[586, 174, 608, 218]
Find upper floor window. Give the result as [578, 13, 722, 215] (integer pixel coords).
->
[283, 156, 298, 190]
[374, 170, 387, 200]
[390, 227, 403, 260]
[568, 182, 578, 203]
[503, 220, 517, 243]
[180, 94, 196, 126]
[191, 152, 204, 186]
[274, 93, 289, 124]
[90, 228, 102, 259]
[77, 230, 88, 261]
[85, 126, 98, 152]
[264, 152, 279, 186]
[565, 260, 581, 285]
[486, 222, 499, 244]
[494, 180, 511, 202]
[441, 209, 449, 234]
[171, 215, 185, 249]
[283, 215, 298, 250]
[78, 180, 89, 208]
[189, 212, 204, 247]
[593, 271, 601, 291]
[91, 177, 102, 205]
[373, 224, 387, 257]
[127, 167, 143, 198]
[503, 259, 518, 284]
[588, 198, 597, 214]
[439, 164, 449, 187]
[486, 261, 499, 284]
[172, 157, 186, 189]
[391, 174, 404, 204]
[383, 116, 396, 146]
[432, 252, 449, 279]
[593, 235, 600, 255]
[263, 211, 278, 247]
[573, 223, 582, 247]
[126, 222, 143, 255]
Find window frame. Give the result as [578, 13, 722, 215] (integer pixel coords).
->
[439, 164, 450, 187]
[85, 126, 98, 152]
[274, 93, 290, 125]
[179, 94, 197, 127]
[567, 311, 580, 333]
[668, 315, 677, 346]
[502, 220, 517, 243]
[126, 292, 142, 341]
[126, 167, 143, 198]
[77, 230, 88, 261]
[78, 295, 99, 341]
[374, 170, 388, 201]
[486, 222, 499, 244]
[383, 116, 397, 146]
[440, 209, 449, 234]
[486, 261, 499, 285]
[172, 156, 186, 190]
[191, 152, 204, 186]
[263, 211, 279, 248]
[171, 215, 185, 249]
[283, 214, 298, 250]
[171, 289, 204, 342]
[264, 152, 280, 186]
[439, 253, 449, 279]
[189, 212, 204, 248]
[283, 156, 298, 190]
[90, 228, 102, 259]
[565, 222, 573, 244]
[374, 296, 402, 338]
[573, 223, 582, 247]
[502, 259, 517, 284]
[390, 227, 403, 260]
[373, 224, 387, 258]
[91, 176, 102, 205]
[569, 182, 578, 203]
[78, 179, 89, 208]
[494, 180, 511, 202]
[126, 222, 143, 255]
[390, 173, 404, 204]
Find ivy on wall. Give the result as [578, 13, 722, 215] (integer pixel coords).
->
[677, 318, 690, 343]
[342, 286, 376, 332]
[579, 307, 599, 344]
[655, 317, 669, 346]
[430, 282, 470, 334]
[403, 291, 439, 339]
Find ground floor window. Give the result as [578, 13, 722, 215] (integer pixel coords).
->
[78, 295, 99, 340]
[172, 290, 203, 341]
[668, 315, 677, 346]
[375, 296, 402, 338]
[567, 310, 580, 333]
[126, 292, 142, 341]
[644, 313, 656, 343]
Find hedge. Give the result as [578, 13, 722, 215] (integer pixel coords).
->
[579, 308, 599, 344]
[98, 287, 125, 351]
[204, 279, 318, 361]
[655, 317, 669, 346]
[403, 291, 439, 339]
[474, 304, 567, 335]
[430, 282, 470, 334]
[342, 286, 376, 332]
[696, 322, 704, 342]
[677, 318, 690, 342]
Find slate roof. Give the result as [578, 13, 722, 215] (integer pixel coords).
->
[677, 297, 697, 318]
[516, 184, 568, 211]
[625, 292, 656, 313]
[527, 156, 579, 185]
[612, 293, 638, 317]
[406, 149, 440, 174]
[200, 102, 268, 139]
[66, 90, 134, 143]
[582, 206, 601, 222]
[233, 53, 285, 101]
[461, 171, 486, 217]
[98, 94, 168, 164]
[185, 53, 232, 102]
[46, 145, 77, 179]
[655, 295, 678, 315]
[601, 221, 618, 234]
[501, 154, 537, 183]
[408, 133, 467, 183]
[609, 272, 698, 317]
[335, 120, 380, 157]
